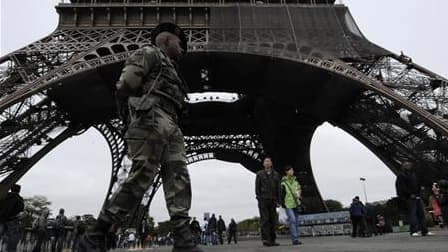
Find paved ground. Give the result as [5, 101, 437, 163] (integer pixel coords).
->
[116, 230, 448, 252]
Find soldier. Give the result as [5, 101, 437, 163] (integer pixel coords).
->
[79, 22, 203, 252]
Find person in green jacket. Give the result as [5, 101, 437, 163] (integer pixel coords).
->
[280, 165, 303, 245]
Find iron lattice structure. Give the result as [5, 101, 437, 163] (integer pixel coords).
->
[1, 0, 448, 224]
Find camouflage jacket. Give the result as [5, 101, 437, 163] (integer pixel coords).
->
[116, 46, 188, 118]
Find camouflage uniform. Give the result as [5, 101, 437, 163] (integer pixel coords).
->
[98, 45, 193, 242]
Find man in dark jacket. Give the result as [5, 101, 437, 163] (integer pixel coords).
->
[227, 219, 237, 244]
[217, 216, 226, 245]
[0, 184, 24, 252]
[207, 214, 217, 245]
[396, 161, 433, 236]
[255, 156, 280, 246]
[189, 217, 201, 244]
[349, 196, 366, 237]
[437, 179, 448, 227]
[52, 208, 68, 252]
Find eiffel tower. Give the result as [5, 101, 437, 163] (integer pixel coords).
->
[1, 0, 448, 221]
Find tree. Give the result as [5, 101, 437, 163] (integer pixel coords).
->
[22, 195, 51, 228]
[153, 220, 171, 236]
[324, 199, 344, 212]
[237, 217, 260, 233]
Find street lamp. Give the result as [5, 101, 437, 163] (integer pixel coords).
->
[360, 177, 368, 203]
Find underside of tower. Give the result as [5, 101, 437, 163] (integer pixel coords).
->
[1, 0, 448, 216]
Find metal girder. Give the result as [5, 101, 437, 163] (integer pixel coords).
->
[0, 125, 80, 199]
[94, 120, 127, 202]
[0, 101, 68, 175]
[0, 2, 447, 220]
[337, 90, 448, 181]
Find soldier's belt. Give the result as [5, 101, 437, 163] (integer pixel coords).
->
[150, 94, 181, 119]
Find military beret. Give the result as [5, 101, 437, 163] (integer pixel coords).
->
[151, 22, 188, 54]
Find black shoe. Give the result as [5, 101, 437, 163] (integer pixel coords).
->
[172, 246, 204, 252]
[271, 242, 280, 246]
[292, 240, 302, 245]
[263, 241, 273, 247]
[78, 232, 107, 252]
[172, 224, 204, 252]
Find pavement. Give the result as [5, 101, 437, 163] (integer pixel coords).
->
[115, 229, 448, 252]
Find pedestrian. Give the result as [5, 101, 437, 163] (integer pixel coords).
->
[128, 232, 136, 248]
[364, 203, 376, 236]
[279, 165, 303, 245]
[0, 184, 24, 252]
[227, 219, 237, 244]
[427, 182, 444, 228]
[51, 208, 68, 252]
[395, 161, 434, 236]
[376, 214, 386, 235]
[189, 217, 201, 244]
[207, 214, 217, 245]
[32, 209, 50, 252]
[72, 215, 85, 252]
[201, 217, 208, 245]
[349, 196, 366, 237]
[255, 156, 280, 247]
[217, 216, 226, 245]
[437, 179, 448, 227]
[79, 22, 203, 252]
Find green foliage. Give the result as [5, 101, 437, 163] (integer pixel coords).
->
[324, 199, 344, 212]
[153, 220, 171, 236]
[22, 195, 51, 228]
[369, 197, 408, 226]
[147, 216, 155, 231]
[237, 217, 260, 232]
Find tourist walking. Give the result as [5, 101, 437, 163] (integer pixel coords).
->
[427, 182, 444, 228]
[189, 217, 202, 244]
[72, 215, 85, 252]
[437, 179, 448, 227]
[349, 196, 366, 237]
[376, 214, 386, 235]
[227, 219, 238, 244]
[32, 209, 50, 252]
[207, 214, 218, 245]
[52, 208, 68, 252]
[0, 184, 24, 252]
[396, 161, 434, 236]
[217, 216, 226, 245]
[280, 165, 303, 245]
[201, 217, 209, 245]
[255, 156, 280, 247]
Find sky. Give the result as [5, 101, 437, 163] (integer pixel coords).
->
[1, 0, 447, 224]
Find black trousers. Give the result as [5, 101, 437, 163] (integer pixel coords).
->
[217, 231, 224, 245]
[351, 216, 365, 237]
[407, 198, 428, 234]
[258, 199, 277, 243]
[227, 231, 237, 244]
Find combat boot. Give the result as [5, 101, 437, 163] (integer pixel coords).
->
[78, 231, 107, 252]
[172, 224, 204, 252]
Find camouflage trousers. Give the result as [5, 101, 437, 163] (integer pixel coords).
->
[99, 105, 192, 230]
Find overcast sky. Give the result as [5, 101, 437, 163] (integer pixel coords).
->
[1, 0, 447, 224]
